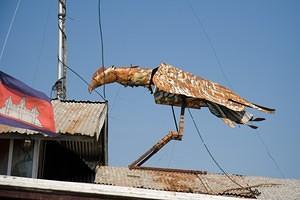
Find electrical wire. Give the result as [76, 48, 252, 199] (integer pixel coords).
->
[55, 60, 106, 101]
[98, 0, 106, 98]
[65, 64, 106, 101]
[256, 132, 285, 178]
[171, 106, 179, 132]
[187, 1, 232, 89]
[0, 0, 21, 65]
[187, 1, 284, 180]
[58, 0, 67, 40]
[109, 87, 121, 115]
[187, 108, 258, 195]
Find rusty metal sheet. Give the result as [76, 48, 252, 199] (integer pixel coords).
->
[95, 166, 206, 193]
[0, 99, 107, 138]
[152, 63, 246, 112]
[89, 63, 274, 128]
[94, 166, 284, 198]
[52, 100, 107, 137]
[154, 90, 206, 109]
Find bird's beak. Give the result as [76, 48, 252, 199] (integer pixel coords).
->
[88, 80, 97, 93]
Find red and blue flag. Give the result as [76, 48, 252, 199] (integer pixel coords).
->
[0, 71, 56, 136]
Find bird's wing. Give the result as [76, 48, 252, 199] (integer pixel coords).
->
[153, 89, 206, 109]
[153, 63, 271, 112]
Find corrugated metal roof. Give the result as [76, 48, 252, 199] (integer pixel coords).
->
[52, 99, 107, 137]
[0, 175, 248, 200]
[0, 99, 107, 138]
[95, 166, 300, 199]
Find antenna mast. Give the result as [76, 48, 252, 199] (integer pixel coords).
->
[56, 0, 67, 99]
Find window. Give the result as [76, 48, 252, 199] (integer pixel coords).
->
[11, 139, 34, 178]
[0, 138, 96, 182]
[0, 138, 39, 178]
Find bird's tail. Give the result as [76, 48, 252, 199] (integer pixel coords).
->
[229, 99, 275, 114]
[252, 103, 276, 114]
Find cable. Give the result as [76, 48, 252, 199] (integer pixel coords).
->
[109, 87, 121, 115]
[171, 105, 179, 132]
[256, 132, 285, 178]
[187, 108, 258, 195]
[187, 1, 283, 182]
[187, 1, 232, 89]
[0, 0, 21, 65]
[55, 60, 106, 101]
[58, 0, 67, 40]
[65, 64, 106, 101]
[98, 0, 106, 98]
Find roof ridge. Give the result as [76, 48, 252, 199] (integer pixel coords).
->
[51, 99, 106, 104]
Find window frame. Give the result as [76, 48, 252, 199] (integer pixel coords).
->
[0, 138, 40, 178]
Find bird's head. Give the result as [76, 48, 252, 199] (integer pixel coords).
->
[88, 66, 117, 93]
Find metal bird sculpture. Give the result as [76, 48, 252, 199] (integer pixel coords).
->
[89, 63, 274, 128]
[89, 63, 275, 167]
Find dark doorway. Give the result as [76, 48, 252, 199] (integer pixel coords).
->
[41, 141, 94, 183]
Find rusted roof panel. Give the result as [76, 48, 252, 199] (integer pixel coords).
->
[95, 166, 300, 199]
[96, 166, 205, 193]
[0, 99, 107, 137]
[52, 100, 107, 137]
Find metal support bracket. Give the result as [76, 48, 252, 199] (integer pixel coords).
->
[129, 99, 186, 169]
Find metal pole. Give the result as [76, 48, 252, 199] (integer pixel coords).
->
[129, 100, 186, 169]
[57, 0, 67, 99]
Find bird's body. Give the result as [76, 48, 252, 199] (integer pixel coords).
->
[89, 63, 275, 129]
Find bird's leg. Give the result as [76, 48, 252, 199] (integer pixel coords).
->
[128, 130, 181, 168]
[129, 98, 186, 169]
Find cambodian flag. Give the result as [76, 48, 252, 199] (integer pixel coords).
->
[0, 71, 56, 136]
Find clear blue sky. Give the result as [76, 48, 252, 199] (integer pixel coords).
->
[1, 0, 299, 179]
